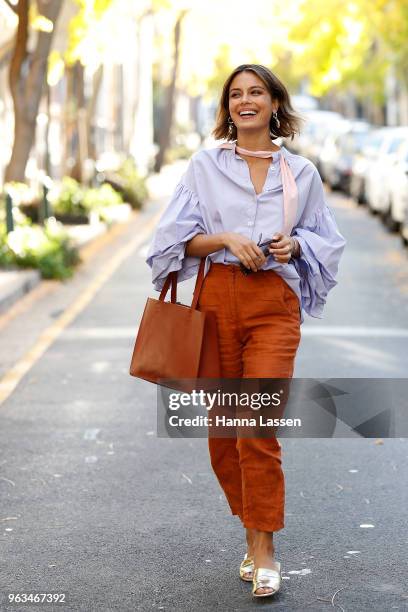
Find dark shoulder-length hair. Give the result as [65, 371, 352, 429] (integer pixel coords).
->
[212, 64, 305, 142]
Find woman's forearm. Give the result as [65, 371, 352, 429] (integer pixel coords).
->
[185, 233, 227, 257]
[186, 232, 302, 260]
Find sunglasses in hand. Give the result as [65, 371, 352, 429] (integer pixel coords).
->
[239, 237, 280, 276]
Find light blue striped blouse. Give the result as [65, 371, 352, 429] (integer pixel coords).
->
[146, 142, 346, 324]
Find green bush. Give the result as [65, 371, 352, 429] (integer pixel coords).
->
[2, 182, 41, 222]
[3, 181, 38, 206]
[82, 183, 122, 212]
[103, 158, 149, 209]
[49, 178, 125, 223]
[0, 217, 80, 280]
[49, 177, 86, 217]
[0, 177, 131, 280]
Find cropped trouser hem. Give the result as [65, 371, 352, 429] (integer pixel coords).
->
[232, 512, 284, 532]
[242, 520, 285, 532]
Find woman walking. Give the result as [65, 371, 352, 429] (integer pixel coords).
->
[146, 63, 346, 598]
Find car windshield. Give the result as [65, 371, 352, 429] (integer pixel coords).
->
[362, 133, 385, 156]
[388, 136, 407, 154]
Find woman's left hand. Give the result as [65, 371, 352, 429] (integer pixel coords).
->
[268, 232, 297, 264]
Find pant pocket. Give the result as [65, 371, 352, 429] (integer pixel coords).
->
[281, 280, 301, 317]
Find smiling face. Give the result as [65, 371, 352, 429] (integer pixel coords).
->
[228, 70, 278, 135]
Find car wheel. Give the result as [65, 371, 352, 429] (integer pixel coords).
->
[380, 202, 390, 224]
[384, 205, 400, 232]
[357, 180, 366, 205]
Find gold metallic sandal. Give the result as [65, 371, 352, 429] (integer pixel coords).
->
[252, 561, 281, 598]
[239, 553, 254, 582]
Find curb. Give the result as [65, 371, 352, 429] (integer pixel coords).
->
[0, 269, 42, 315]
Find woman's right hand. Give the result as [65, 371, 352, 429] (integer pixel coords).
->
[222, 232, 267, 272]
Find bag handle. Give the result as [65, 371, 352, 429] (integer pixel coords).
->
[159, 271, 177, 302]
[191, 257, 207, 309]
[159, 257, 208, 308]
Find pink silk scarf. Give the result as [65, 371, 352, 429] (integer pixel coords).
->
[217, 142, 298, 236]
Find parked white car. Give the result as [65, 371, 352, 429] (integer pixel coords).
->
[350, 129, 386, 204]
[401, 201, 408, 247]
[319, 120, 372, 189]
[318, 119, 352, 182]
[365, 127, 408, 214]
[384, 139, 408, 232]
[289, 110, 344, 168]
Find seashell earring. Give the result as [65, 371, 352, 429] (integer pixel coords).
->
[227, 115, 235, 137]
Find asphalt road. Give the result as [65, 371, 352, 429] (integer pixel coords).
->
[0, 172, 407, 612]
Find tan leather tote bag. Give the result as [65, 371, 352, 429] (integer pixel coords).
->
[129, 258, 220, 391]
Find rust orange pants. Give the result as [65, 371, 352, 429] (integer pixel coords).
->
[197, 262, 301, 531]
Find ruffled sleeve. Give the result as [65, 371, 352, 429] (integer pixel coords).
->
[145, 172, 206, 291]
[291, 166, 346, 318]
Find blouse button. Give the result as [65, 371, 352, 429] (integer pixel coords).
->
[247, 221, 254, 227]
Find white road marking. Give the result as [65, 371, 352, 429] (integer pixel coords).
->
[83, 428, 101, 441]
[62, 327, 139, 339]
[301, 326, 408, 338]
[59, 325, 408, 340]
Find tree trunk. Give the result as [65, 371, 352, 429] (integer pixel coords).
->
[4, 0, 64, 183]
[70, 61, 86, 182]
[154, 10, 188, 173]
[44, 81, 51, 176]
[86, 64, 103, 160]
[63, 64, 75, 176]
